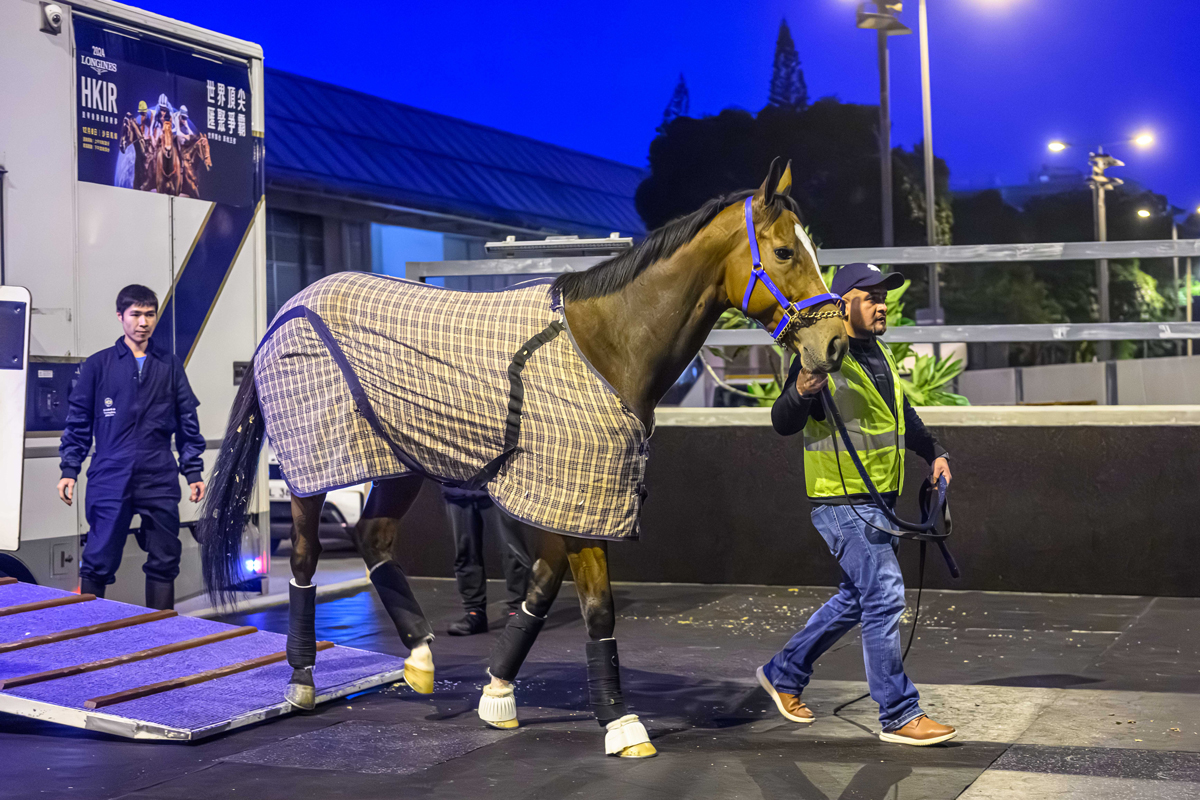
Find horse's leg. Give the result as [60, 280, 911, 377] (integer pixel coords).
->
[478, 527, 569, 729]
[566, 538, 655, 759]
[349, 475, 436, 694]
[285, 492, 325, 710]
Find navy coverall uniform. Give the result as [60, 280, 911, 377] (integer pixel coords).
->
[59, 336, 206, 589]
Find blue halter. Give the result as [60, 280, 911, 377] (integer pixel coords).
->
[740, 196, 843, 341]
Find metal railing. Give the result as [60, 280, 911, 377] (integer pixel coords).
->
[407, 238, 1200, 346]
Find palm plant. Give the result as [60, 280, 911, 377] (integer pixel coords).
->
[883, 276, 969, 407]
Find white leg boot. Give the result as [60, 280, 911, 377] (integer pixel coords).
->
[478, 681, 519, 730]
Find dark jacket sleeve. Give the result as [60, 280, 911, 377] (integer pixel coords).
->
[58, 358, 97, 480]
[903, 398, 948, 465]
[173, 359, 206, 484]
[771, 358, 825, 436]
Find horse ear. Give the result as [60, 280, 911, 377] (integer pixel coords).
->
[756, 157, 784, 206]
[775, 161, 793, 197]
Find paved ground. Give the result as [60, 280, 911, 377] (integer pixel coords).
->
[4, 559, 1200, 799]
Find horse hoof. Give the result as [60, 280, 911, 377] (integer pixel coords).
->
[618, 742, 658, 758]
[478, 684, 518, 729]
[404, 662, 434, 694]
[285, 682, 316, 711]
[605, 714, 655, 758]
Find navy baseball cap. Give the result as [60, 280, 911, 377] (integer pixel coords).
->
[830, 263, 905, 296]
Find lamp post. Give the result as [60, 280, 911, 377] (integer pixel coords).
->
[855, 2, 942, 331]
[855, 3, 910, 249]
[1089, 148, 1123, 363]
[917, 0, 940, 322]
[1185, 205, 1195, 355]
[1048, 134, 1153, 361]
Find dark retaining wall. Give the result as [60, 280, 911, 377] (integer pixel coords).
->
[393, 424, 1200, 597]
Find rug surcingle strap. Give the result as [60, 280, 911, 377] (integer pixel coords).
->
[463, 320, 565, 490]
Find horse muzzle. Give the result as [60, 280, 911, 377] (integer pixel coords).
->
[789, 326, 847, 375]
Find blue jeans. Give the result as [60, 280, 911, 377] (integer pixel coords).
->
[764, 503, 923, 732]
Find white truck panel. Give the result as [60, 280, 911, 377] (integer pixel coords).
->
[0, 0, 79, 357]
[76, 182, 174, 348]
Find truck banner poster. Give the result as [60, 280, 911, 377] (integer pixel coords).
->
[74, 16, 255, 207]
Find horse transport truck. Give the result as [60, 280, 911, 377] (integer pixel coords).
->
[0, 0, 270, 604]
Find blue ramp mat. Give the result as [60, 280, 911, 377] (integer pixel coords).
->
[0, 581, 406, 740]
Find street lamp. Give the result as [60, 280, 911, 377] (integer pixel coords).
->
[853, 1, 942, 330]
[854, 3, 910, 250]
[1047, 134, 1153, 360]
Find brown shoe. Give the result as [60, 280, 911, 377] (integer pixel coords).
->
[879, 715, 956, 746]
[756, 666, 815, 723]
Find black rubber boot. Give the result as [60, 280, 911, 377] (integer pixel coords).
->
[447, 609, 488, 636]
[488, 603, 546, 681]
[285, 581, 318, 710]
[80, 577, 106, 599]
[586, 638, 629, 727]
[145, 579, 174, 610]
[370, 561, 435, 650]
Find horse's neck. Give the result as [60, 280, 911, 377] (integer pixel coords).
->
[563, 235, 732, 428]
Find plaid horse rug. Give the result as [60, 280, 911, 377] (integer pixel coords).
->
[254, 273, 649, 540]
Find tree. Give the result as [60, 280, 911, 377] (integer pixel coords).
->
[768, 19, 808, 110]
[635, 99, 950, 251]
[660, 73, 690, 130]
[946, 185, 1179, 364]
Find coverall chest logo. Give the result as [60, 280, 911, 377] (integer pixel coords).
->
[103, 397, 116, 418]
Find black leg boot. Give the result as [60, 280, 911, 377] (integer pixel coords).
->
[370, 561, 436, 693]
[587, 639, 655, 758]
[488, 603, 546, 682]
[285, 581, 317, 710]
[80, 577, 106, 599]
[145, 579, 174, 610]
[478, 602, 547, 730]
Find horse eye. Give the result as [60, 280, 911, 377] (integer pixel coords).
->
[774, 248, 794, 260]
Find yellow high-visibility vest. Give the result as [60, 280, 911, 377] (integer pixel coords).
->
[802, 342, 905, 499]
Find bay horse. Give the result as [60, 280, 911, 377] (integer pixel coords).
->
[180, 134, 211, 198]
[196, 159, 847, 758]
[153, 117, 182, 196]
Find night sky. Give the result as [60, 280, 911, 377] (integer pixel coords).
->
[138, 0, 1199, 218]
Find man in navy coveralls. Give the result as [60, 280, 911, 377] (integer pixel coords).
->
[57, 284, 207, 609]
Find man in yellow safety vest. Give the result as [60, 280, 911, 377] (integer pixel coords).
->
[755, 262, 957, 746]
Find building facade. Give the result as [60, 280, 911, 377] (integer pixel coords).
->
[262, 69, 646, 317]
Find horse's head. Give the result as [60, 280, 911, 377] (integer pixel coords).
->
[721, 159, 848, 374]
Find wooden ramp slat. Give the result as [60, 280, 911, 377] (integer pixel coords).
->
[0, 594, 95, 617]
[0, 577, 17, 586]
[0, 626, 259, 689]
[0, 610, 176, 654]
[84, 641, 335, 710]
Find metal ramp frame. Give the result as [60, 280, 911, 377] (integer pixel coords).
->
[0, 578, 406, 740]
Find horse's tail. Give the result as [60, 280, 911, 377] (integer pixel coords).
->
[197, 359, 266, 606]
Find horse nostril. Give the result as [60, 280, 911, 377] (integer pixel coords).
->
[827, 337, 846, 364]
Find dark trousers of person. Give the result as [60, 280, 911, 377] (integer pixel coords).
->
[445, 498, 531, 614]
[82, 487, 182, 586]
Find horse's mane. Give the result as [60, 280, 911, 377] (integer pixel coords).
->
[552, 190, 800, 303]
